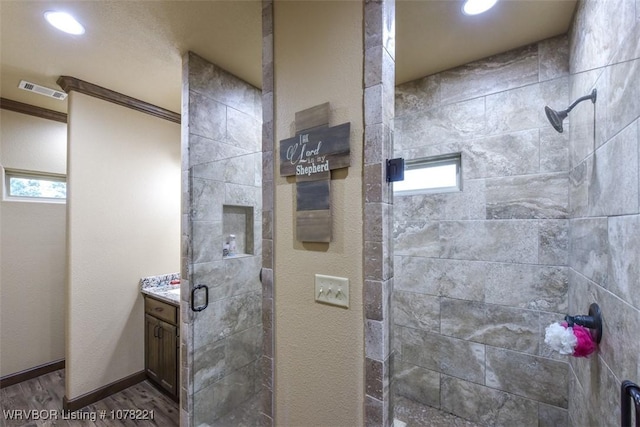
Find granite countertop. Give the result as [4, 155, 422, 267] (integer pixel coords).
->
[140, 273, 181, 306]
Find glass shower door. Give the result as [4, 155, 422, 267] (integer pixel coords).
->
[182, 51, 263, 426]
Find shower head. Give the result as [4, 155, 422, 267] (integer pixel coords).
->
[544, 89, 597, 133]
[545, 106, 568, 133]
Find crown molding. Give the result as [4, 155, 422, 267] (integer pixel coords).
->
[0, 98, 68, 123]
[57, 76, 180, 124]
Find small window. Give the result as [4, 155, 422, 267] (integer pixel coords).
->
[393, 153, 461, 195]
[4, 169, 67, 201]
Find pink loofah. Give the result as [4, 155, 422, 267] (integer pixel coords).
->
[572, 325, 597, 357]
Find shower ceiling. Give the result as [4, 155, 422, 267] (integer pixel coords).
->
[0, 0, 577, 115]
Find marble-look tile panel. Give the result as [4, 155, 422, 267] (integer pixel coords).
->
[226, 324, 262, 372]
[215, 152, 262, 187]
[395, 74, 440, 118]
[570, 348, 622, 427]
[485, 263, 568, 312]
[394, 362, 440, 407]
[227, 107, 261, 152]
[486, 173, 569, 219]
[365, 279, 392, 322]
[462, 130, 539, 179]
[365, 202, 391, 244]
[538, 403, 568, 427]
[189, 134, 252, 168]
[193, 339, 226, 393]
[225, 182, 261, 208]
[393, 290, 439, 332]
[589, 123, 639, 216]
[193, 361, 259, 425]
[439, 220, 539, 263]
[191, 220, 223, 264]
[190, 178, 225, 222]
[539, 36, 570, 82]
[222, 256, 261, 298]
[539, 219, 569, 266]
[188, 52, 261, 120]
[364, 395, 384, 427]
[604, 58, 640, 142]
[441, 375, 538, 427]
[393, 179, 486, 221]
[365, 357, 385, 401]
[394, 220, 439, 257]
[596, 285, 640, 383]
[607, 214, 640, 309]
[364, 163, 388, 204]
[192, 260, 224, 297]
[401, 327, 485, 384]
[188, 90, 227, 141]
[365, 45, 395, 95]
[570, 0, 636, 74]
[485, 77, 568, 136]
[365, 318, 390, 362]
[393, 257, 486, 302]
[540, 126, 570, 173]
[441, 299, 540, 354]
[485, 346, 568, 407]
[193, 291, 261, 349]
[394, 98, 486, 153]
[611, 16, 640, 64]
[569, 217, 609, 285]
[440, 44, 538, 105]
[569, 157, 591, 217]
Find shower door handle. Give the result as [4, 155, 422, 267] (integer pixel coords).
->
[191, 284, 209, 312]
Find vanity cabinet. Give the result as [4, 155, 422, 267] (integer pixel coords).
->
[144, 296, 179, 400]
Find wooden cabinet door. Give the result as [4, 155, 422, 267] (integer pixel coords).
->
[158, 319, 178, 396]
[145, 314, 162, 385]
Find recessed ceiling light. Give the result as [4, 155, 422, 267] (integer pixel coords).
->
[44, 11, 85, 35]
[462, 0, 498, 15]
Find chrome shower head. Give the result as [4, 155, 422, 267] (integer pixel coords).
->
[544, 89, 597, 133]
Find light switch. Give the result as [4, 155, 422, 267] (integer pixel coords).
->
[315, 274, 349, 308]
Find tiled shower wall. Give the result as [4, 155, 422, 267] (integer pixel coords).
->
[181, 52, 263, 426]
[393, 37, 573, 426]
[567, 1, 640, 425]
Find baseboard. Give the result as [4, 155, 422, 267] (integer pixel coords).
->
[63, 370, 146, 412]
[0, 359, 65, 388]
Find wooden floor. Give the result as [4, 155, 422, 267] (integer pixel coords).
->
[0, 370, 179, 426]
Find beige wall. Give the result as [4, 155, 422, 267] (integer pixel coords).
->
[0, 109, 67, 377]
[274, 2, 364, 425]
[66, 93, 180, 399]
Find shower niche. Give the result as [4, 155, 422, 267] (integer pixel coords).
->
[222, 205, 254, 258]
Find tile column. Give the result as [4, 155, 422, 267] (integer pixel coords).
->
[260, 0, 275, 425]
[363, 0, 395, 426]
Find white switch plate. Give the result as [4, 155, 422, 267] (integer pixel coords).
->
[315, 274, 349, 308]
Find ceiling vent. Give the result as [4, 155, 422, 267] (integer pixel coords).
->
[18, 80, 67, 100]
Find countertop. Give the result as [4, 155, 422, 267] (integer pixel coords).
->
[140, 272, 181, 306]
[141, 285, 180, 306]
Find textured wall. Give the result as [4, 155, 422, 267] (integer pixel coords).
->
[273, 2, 365, 425]
[0, 110, 66, 377]
[393, 36, 572, 426]
[181, 52, 263, 426]
[567, 1, 640, 425]
[66, 92, 180, 399]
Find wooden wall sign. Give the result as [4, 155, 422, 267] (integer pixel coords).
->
[279, 103, 351, 242]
